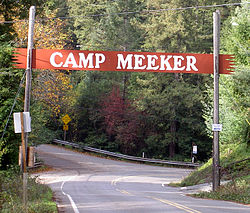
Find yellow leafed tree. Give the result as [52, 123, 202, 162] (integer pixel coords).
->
[14, 11, 74, 117]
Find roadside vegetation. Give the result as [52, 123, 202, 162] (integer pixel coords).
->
[0, 166, 57, 213]
[178, 143, 250, 204]
[192, 175, 249, 205]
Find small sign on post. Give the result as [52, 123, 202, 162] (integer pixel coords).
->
[193, 145, 198, 154]
[62, 114, 71, 125]
[63, 124, 69, 131]
[62, 114, 71, 141]
[212, 124, 222, 132]
[13, 112, 31, 133]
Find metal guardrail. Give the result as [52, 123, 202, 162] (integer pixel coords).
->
[52, 139, 200, 168]
[28, 162, 42, 169]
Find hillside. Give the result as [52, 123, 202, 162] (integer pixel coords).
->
[178, 143, 250, 204]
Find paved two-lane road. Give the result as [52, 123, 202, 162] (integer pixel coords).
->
[36, 144, 249, 213]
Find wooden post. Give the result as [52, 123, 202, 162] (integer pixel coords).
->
[20, 113, 27, 173]
[20, 112, 27, 210]
[28, 147, 34, 167]
[213, 10, 221, 191]
[24, 6, 35, 113]
[22, 6, 35, 172]
[64, 130, 66, 141]
[22, 6, 35, 211]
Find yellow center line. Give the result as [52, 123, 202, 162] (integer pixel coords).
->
[111, 175, 201, 213]
[149, 196, 201, 213]
[116, 189, 132, 195]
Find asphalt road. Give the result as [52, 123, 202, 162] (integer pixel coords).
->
[35, 144, 249, 213]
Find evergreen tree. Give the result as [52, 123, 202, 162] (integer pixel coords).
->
[68, 0, 147, 153]
[0, 42, 23, 168]
[218, 1, 249, 147]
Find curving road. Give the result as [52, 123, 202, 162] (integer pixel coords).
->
[35, 144, 249, 213]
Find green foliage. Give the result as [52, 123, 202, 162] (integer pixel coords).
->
[0, 41, 23, 168]
[222, 1, 250, 65]
[131, 72, 212, 159]
[0, 167, 57, 212]
[83, 131, 119, 151]
[67, 0, 108, 49]
[68, 0, 146, 51]
[179, 143, 250, 187]
[218, 1, 250, 148]
[193, 175, 250, 204]
[70, 71, 120, 142]
[142, 0, 234, 53]
[67, 0, 240, 161]
[219, 68, 250, 147]
[29, 102, 61, 146]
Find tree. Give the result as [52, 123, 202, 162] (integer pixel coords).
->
[0, 1, 46, 168]
[0, 0, 44, 41]
[68, 0, 147, 150]
[218, 1, 250, 147]
[131, 0, 226, 159]
[142, 0, 237, 53]
[12, 4, 75, 144]
[13, 8, 74, 116]
[131, 72, 212, 159]
[100, 86, 145, 155]
[0, 1, 76, 167]
[65, 0, 242, 161]
[0, 42, 23, 168]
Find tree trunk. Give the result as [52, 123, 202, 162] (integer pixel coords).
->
[169, 120, 177, 158]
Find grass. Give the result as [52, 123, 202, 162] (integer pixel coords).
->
[173, 143, 250, 204]
[0, 166, 57, 213]
[192, 175, 250, 204]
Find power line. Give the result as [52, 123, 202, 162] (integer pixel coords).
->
[0, 2, 249, 24]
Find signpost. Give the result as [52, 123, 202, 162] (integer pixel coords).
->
[62, 114, 71, 124]
[62, 114, 71, 141]
[213, 10, 221, 191]
[13, 112, 31, 133]
[193, 145, 198, 155]
[212, 124, 223, 132]
[13, 6, 35, 211]
[191, 143, 198, 163]
[13, 112, 31, 210]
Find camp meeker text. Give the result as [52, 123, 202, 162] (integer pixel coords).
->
[13, 49, 234, 74]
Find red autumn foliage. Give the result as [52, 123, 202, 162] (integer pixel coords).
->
[100, 86, 144, 155]
[101, 86, 126, 136]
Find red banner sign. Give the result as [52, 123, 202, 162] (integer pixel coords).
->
[13, 48, 234, 74]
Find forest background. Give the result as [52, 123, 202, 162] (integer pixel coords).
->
[0, 0, 249, 169]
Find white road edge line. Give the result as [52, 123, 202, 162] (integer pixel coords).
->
[61, 177, 80, 213]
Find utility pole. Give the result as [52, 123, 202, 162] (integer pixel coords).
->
[22, 6, 35, 211]
[213, 10, 220, 191]
[24, 6, 35, 114]
[22, 6, 35, 171]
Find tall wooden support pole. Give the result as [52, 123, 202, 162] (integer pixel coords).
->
[24, 6, 35, 112]
[213, 10, 221, 191]
[21, 6, 35, 172]
[22, 6, 35, 211]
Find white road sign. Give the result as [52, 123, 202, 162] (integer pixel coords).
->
[13, 112, 31, 133]
[212, 124, 222, 132]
